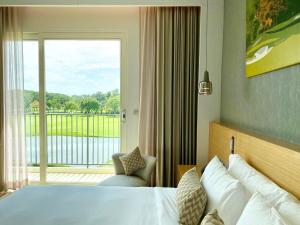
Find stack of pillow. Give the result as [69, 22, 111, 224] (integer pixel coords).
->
[176, 155, 300, 225]
[228, 154, 300, 225]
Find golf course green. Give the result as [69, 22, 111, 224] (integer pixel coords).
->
[246, 13, 300, 77]
[25, 114, 120, 138]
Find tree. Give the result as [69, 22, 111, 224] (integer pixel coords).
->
[110, 89, 120, 96]
[31, 100, 39, 112]
[46, 98, 61, 111]
[46, 92, 71, 112]
[24, 90, 39, 112]
[80, 97, 100, 113]
[64, 101, 79, 112]
[23, 89, 121, 113]
[92, 91, 106, 113]
[92, 91, 106, 102]
[256, 0, 286, 32]
[105, 95, 120, 114]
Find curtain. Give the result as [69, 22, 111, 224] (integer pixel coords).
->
[139, 7, 200, 187]
[0, 7, 27, 191]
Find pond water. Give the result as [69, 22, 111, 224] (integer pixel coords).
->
[26, 136, 120, 166]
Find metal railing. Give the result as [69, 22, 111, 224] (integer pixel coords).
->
[25, 112, 121, 167]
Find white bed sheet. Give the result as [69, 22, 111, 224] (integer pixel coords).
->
[0, 185, 178, 225]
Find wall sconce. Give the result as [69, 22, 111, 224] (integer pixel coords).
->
[199, 0, 212, 96]
[199, 70, 212, 95]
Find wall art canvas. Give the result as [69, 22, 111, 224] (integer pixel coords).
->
[246, 0, 300, 77]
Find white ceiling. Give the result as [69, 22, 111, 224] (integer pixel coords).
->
[0, 0, 201, 6]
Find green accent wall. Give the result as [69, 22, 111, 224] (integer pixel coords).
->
[221, 0, 300, 147]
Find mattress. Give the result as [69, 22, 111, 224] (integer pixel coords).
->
[0, 185, 178, 225]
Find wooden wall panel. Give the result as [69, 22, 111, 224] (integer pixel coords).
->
[209, 122, 300, 200]
[208, 122, 236, 164]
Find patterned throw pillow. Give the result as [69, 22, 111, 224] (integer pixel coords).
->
[201, 209, 225, 225]
[119, 147, 146, 175]
[176, 168, 207, 225]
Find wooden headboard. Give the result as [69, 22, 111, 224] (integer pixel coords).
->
[209, 122, 300, 200]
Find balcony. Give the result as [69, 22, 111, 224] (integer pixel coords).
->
[25, 112, 120, 184]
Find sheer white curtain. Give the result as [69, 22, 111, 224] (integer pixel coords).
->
[0, 7, 27, 191]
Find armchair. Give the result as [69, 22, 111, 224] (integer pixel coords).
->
[98, 153, 156, 187]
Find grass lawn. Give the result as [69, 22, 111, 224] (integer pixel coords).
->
[25, 113, 120, 137]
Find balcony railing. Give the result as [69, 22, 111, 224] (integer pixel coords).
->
[25, 112, 120, 167]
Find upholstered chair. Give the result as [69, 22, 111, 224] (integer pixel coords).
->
[98, 153, 156, 187]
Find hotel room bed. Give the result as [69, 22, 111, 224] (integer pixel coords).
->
[0, 185, 178, 225]
[1, 123, 300, 225]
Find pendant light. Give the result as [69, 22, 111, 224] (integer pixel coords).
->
[199, 0, 212, 95]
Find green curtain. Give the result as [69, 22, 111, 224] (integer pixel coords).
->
[139, 7, 200, 187]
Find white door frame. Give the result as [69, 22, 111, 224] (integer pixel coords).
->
[26, 32, 127, 184]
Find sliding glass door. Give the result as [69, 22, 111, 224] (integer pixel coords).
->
[23, 33, 126, 184]
[23, 39, 40, 183]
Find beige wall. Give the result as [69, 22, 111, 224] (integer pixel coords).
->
[197, 0, 224, 165]
[22, 7, 140, 152]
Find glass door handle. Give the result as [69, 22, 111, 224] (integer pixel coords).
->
[121, 109, 126, 123]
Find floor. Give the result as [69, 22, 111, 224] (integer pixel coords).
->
[28, 172, 113, 184]
[28, 166, 114, 185]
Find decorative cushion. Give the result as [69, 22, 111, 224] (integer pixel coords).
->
[119, 147, 146, 175]
[176, 168, 207, 225]
[200, 209, 224, 225]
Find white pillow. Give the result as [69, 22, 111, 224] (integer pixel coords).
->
[236, 192, 287, 225]
[276, 200, 300, 225]
[228, 154, 297, 206]
[201, 156, 248, 225]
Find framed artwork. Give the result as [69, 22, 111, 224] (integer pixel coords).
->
[246, 0, 300, 77]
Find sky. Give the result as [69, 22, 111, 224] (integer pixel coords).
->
[23, 40, 120, 96]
